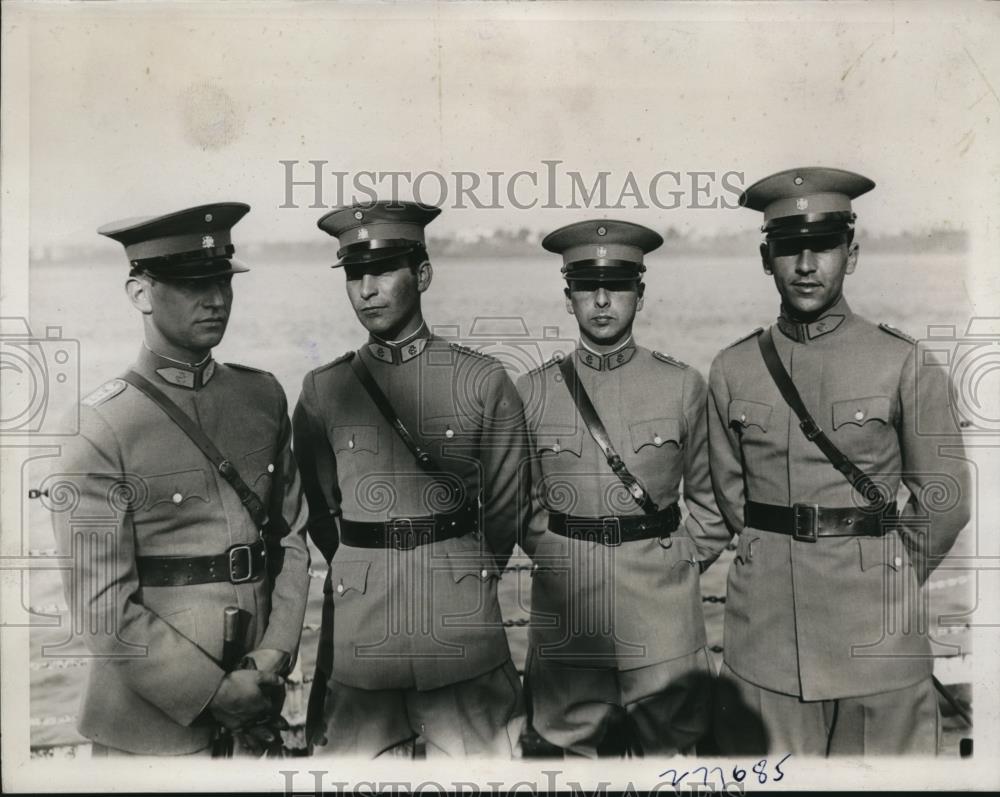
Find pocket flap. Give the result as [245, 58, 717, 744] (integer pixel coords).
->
[330, 559, 371, 595]
[729, 399, 773, 432]
[421, 415, 465, 440]
[832, 396, 892, 430]
[142, 469, 210, 511]
[332, 425, 379, 454]
[240, 443, 276, 489]
[536, 432, 584, 457]
[446, 550, 501, 583]
[857, 537, 903, 572]
[629, 417, 682, 452]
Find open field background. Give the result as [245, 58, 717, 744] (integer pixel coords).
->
[22, 250, 977, 753]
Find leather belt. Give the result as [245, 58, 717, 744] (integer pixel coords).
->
[548, 503, 681, 547]
[339, 505, 479, 550]
[137, 540, 267, 587]
[745, 500, 895, 542]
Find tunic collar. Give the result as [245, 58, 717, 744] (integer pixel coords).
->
[576, 335, 637, 371]
[138, 344, 216, 390]
[367, 321, 430, 365]
[776, 296, 852, 343]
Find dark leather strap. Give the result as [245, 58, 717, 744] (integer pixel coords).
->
[557, 356, 659, 514]
[348, 353, 443, 473]
[122, 370, 271, 529]
[137, 540, 267, 587]
[548, 503, 681, 546]
[756, 329, 892, 513]
[339, 505, 478, 549]
[745, 501, 893, 542]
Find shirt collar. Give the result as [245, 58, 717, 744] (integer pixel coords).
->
[576, 335, 637, 371]
[776, 296, 852, 344]
[366, 321, 431, 365]
[138, 344, 216, 390]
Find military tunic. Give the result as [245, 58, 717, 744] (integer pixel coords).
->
[48, 346, 311, 755]
[293, 329, 530, 755]
[516, 340, 729, 755]
[707, 297, 971, 752]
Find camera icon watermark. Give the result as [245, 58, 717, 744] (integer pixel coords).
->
[916, 318, 1000, 437]
[0, 317, 80, 436]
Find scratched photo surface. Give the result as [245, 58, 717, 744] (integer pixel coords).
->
[3, 0, 999, 792]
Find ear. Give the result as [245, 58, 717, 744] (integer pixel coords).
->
[636, 281, 645, 312]
[759, 242, 773, 275]
[416, 259, 433, 293]
[564, 286, 575, 315]
[126, 276, 154, 315]
[845, 241, 859, 275]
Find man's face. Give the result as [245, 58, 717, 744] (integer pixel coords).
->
[344, 255, 429, 339]
[763, 233, 858, 318]
[141, 274, 234, 358]
[565, 278, 644, 347]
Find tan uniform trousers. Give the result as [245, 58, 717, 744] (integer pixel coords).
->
[312, 660, 524, 758]
[714, 662, 940, 756]
[528, 647, 714, 758]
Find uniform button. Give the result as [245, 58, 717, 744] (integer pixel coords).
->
[854, 410, 865, 421]
[348, 439, 355, 449]
[336, 583, 345, 594]
[445, 428, 454, 439]
[532, 563, 539, 570]
[653, 434, 662, 445]
[740, 413, 747, 423]
[553, 441, 561, 453]
[893, 556, 902, 568]
[480, 568, 489, 579]
[172, 492, 183, 504]
[267, 463, 275, 473]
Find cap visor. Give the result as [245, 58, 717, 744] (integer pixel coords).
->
[333, 246, 418, 269]
[144, 257, 250, 280]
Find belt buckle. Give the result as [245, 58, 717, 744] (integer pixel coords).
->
[388, 518, 417, 550]
[228, 544, 255, 583]
[792, 503, 819, 542]
[600, 516, 622, 547]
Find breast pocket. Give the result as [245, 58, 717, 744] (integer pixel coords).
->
[831, 396, 893, 465]
[629, 417, 682, 453]
[239, 443, 276, 496]
[332, 425, 379, 456]
[140, 469, 211, 514]
[535, 431, 585, 460]
[728, 399, 773, 434]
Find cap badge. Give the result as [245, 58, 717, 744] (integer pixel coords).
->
[204, 213, 213, 222]
[793, 176, 804, 186]
[201, 235, 215, 248]
[796, 198, 808, 211]
[354, 210, 364, 220]
[596, 245, 607, 257]
[596, 225, 607, 236]
[357, 227, 370, 241]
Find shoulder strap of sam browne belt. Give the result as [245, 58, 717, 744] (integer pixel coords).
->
[557, 356, 659, 515]
[755, 328, 891, 513]
[121, 370, 278, 532]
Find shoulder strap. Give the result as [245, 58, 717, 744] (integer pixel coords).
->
[755, 329, 890, 511]
[348, 354, 442, 473]
[557, 356, 659, 514]
[121, 370, 271, 529]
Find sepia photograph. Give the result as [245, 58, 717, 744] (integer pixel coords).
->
[1, 0, 998, 792]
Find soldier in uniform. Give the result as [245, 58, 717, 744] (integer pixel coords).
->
[707, 168, 972, 755]
[47, 203, 311, 756]
[293, 200, 529, 758]
[516, 220, 729, 757]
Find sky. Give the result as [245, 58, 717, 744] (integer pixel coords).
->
[15, 1, 1000, 248]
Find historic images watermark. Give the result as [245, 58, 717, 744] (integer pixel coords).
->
[278, 162, 745, 211]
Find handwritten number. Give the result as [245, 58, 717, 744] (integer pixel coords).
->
[773, 752, 791, 782]
[753, 759, 768, 784]
[731, 765, 746, 783]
